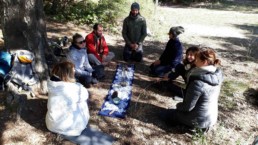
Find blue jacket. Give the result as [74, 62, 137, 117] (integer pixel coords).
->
[159, 38, 183, 68]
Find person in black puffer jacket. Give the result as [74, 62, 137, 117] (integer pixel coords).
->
[159, 48, 223, 130]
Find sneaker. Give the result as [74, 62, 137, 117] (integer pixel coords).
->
[91, 78, 98, 84]
[173, 95, 183, 101]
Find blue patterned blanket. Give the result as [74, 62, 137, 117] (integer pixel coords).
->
[98, 64, 135, 118]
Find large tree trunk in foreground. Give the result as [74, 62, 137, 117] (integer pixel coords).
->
[1, 0, 49, 94]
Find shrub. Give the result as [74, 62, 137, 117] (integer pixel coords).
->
[44, 0, 127, 27]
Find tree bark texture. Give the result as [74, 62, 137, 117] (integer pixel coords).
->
[1, 0, 49, 94]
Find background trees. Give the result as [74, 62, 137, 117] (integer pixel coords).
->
[1, 0, 49, 93]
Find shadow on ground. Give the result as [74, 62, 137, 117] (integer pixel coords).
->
[243, 88, 258, 106]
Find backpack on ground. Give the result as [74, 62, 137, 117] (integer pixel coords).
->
[5, 50, 39, 92]
[0, 51, 12, 90]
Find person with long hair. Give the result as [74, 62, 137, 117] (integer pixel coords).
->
[167, 46, 200, 82]
[161, 46, 200, 100]
[159, 48, 223, 131]
[46, 61, 113, 145]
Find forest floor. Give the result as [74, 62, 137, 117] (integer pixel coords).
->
[0, 0, 258, 145]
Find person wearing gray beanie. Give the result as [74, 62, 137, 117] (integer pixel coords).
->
[122, 2, 147, 62]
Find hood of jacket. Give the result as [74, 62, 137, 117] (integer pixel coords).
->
[187, 65, 223, 86]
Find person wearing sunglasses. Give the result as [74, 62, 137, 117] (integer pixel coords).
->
[67, 33, 98, 88]
[86, 23, 115, 66]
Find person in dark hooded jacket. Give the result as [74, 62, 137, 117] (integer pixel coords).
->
[159, 48, 223, 130]
[149, 26, 184, 77]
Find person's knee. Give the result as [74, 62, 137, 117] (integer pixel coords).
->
[123, 52, 131, 61]
[133, 52, 142, 62]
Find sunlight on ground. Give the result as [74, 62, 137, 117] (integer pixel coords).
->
[183, 24, 247, 38]
[2, 121, 47, 145]
[0, 2, 258, 144]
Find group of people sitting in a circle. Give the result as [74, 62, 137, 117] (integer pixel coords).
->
[45, 2, 223, 145]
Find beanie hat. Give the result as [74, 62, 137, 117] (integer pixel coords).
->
[131, 2, 140, 10]
[169, 26, 185, 37]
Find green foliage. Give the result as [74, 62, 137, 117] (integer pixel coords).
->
[44, 0, 127, 28]
[192, 128, 208, 145]
[219, 80, 248, 110]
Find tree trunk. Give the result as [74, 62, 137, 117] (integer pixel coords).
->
[1, 0, 49, 94]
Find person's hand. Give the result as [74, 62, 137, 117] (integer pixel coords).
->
[153, 60, 160, 66]
[130, 43, 135, 50]
[99, 49, 104, 53]
[135, 44, 139, 50]
[130, 43, 138, 50]
[102, 54, 107, 61]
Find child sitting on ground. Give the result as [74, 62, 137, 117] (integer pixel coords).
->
[153, 46, 200, 101]
[165, 46, 200, 82]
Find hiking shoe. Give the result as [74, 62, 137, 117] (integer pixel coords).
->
[91, 78, 98, 84]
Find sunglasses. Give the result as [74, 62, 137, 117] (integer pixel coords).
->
[77, 40, 86, 44]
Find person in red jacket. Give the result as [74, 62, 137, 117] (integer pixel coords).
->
[85, 23, 115, 66]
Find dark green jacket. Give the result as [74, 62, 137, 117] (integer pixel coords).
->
[122, 14, 147, 45]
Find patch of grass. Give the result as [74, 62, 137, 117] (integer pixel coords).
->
[220, 80, 248, 110]
[192, 128, 209, 145]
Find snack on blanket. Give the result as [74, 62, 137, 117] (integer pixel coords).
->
[111, 91, 120, 104]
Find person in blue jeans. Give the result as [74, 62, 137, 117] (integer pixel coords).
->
[67, 33, 98, 88]
[46, 61, 114, 145]
[149, 26, 184, 77]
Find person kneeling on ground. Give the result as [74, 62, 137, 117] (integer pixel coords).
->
[159, 48, 223, 131]
[149, 26, 184, 77]
[122, 2, 147, 62]
[46, 61, 114, 145]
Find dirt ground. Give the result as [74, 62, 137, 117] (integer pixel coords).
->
[0, 1, 258, 145]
